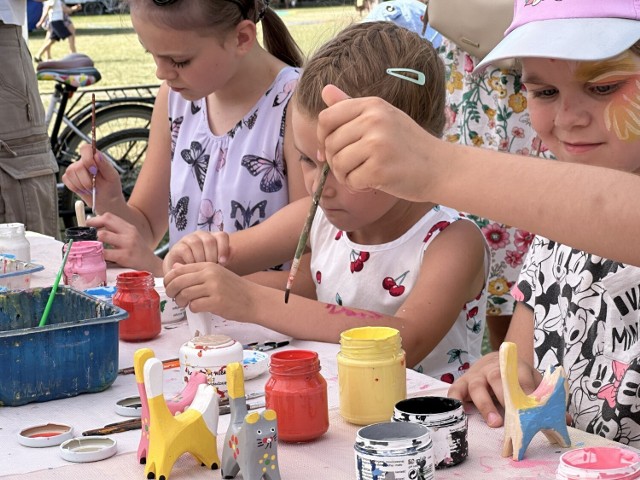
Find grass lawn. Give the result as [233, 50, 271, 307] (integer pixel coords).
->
[30, 5, 361, 94]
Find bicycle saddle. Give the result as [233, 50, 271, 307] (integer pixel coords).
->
[36, 53, 102, 88]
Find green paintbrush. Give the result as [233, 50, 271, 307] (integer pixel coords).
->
[39, 239, 74, 327]
[284, 163, 330, 303]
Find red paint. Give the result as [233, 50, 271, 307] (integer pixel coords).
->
[265, 350, 329, 442]
[29, 432, 61, 438]
[113, 271, 161, 342]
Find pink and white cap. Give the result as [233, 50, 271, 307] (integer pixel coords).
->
[475, 0, 640, 71]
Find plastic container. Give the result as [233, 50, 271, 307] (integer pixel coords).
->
[0, 223, 30, 262]
[556, 446, 640, 480]
[113, 271, 161, 342]
[179, 334, 243, 398]
[337, 326, 406, 425]
[62, 241, 107, 290]
[0, 286, 126, 406]
[154, 277, 185, 324]
[354, 422, 435, 480]
[393, 396, 468, 468]
[0, 255, 44, 291]
[265, 349, 329, 442]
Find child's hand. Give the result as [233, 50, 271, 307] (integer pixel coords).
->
[163, 231, 231, 274]
[163, 262, 256, 320]
[318, 84, 439, 203]
[447, 352, 542, 428]
[62, 143, 123, 211]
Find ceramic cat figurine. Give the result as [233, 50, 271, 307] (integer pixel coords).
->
[222, 362, 281, 480]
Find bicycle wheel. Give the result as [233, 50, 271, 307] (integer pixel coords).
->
[59, 128, 149, 234]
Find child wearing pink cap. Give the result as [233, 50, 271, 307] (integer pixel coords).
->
[317, 0, 640, 447]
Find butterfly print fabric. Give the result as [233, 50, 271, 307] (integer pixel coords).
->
[167, 66, 301, 248]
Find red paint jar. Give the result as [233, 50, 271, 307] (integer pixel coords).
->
[265, 349, 329, 442]
[112, 271, 161, 342]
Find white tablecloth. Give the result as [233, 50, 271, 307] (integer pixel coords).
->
[0, 234, 632, 479]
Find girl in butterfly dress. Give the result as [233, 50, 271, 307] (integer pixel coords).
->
[316, 0, 640, 448]
[62, 0, 307, 276]
[164, 21, 490, 382]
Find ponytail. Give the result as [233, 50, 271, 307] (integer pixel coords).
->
[260, 7, 304, 67]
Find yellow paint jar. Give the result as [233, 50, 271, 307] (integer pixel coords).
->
[338, 326, 407, 425]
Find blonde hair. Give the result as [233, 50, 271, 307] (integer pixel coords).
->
[295, 21, 446, 136]
[126, 0, 303, 67]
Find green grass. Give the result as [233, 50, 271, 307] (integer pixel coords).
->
[31, 5, 361, 94]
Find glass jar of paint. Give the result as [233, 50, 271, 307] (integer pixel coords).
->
[556, 446, 640, 480]
[113, 271, 161, 342]
[354, 422, 435, 480]
[265, 349, 329, 442]
[62, 240, 107, 290]
[337, 326, 407, 425]
[393, 396, 468, 468]
[0, 223, 30, 262]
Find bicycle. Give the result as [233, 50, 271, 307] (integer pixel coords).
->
[36, 53, 167, 254]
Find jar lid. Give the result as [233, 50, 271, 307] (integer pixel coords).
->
[18, 423, 74, 448]
[59, 437, 117, 463]
[180, 334, 243, 368]
[557, 446, 640, 479]
[115, 396, 142, 417]
[188, 334, 236, 350]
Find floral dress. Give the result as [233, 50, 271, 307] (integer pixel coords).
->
[438, 38, 553, 316]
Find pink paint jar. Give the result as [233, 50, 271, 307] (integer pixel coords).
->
[265, 350, 329, 442]
[62, 241, 107, 290]
[113, 271, 161, 342]
[556, 447, 640, 480]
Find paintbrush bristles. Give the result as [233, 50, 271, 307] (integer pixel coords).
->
[284, 163, 330, 303]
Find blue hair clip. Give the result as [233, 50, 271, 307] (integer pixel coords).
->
[386, 68, 425, 86]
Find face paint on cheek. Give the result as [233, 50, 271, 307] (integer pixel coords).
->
[576, 53, 640, 142]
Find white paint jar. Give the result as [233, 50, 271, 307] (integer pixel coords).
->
[392, 396, 468, 468]
[354, 421, 434, 480]
[179, 334, 243, 398]
[556, 446, 640, 480]
[154, 277, 185, 324]
[0, 223, 30, 262]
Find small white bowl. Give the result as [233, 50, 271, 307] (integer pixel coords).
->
[18, 423, 74, 448]
[59, 436, 117, 463]
[243, 350, 269, 380]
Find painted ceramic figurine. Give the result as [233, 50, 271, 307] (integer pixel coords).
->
[222, 362, 281, 480]
[500, 341, 571, 461]
[143, 356, 220, 480]
[133, 348, 208, 464]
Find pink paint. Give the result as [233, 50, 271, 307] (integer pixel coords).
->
[557, 447, 640, 480]
[62, 241, 106, 290]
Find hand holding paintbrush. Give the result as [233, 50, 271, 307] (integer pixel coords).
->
[284, 163, 330, 303]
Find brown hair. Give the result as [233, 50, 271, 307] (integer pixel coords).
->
[126, 0, 303, 67]
[295, 21, 446, 136]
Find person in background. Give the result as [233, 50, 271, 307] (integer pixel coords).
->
[163, 21, 489, 382]
[62, 0, 307, 277]
[317, 0, 640, 447]
[0, 1, 58, 237]
[34, 0, 80, 62]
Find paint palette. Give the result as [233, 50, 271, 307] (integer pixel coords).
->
[0, 256, 44, 292]
[242, 350, 269, 380]
[18, 423, 74, 448]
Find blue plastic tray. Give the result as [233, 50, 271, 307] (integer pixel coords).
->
[0, 286, 128, 406]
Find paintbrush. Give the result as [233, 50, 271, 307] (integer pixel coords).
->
[91, 93, 96, 216]
[39, 239, 74, 327]
[118, 357, 180, 375]
[284, 163, 329, 303]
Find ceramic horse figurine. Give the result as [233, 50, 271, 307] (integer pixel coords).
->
[133, 348, 208, 464]
[222, 362, 281, 480]
[143, 356, 220, 480]
[500, 341, 571, 461]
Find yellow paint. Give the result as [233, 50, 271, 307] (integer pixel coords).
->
[337, 326, 407, 425]
[500, 343, 539, 410]
[226, 362, 245, 400]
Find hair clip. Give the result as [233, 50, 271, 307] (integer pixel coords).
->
[386, 68, 425, 86]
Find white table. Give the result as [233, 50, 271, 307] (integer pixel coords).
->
[0, 234, 632, 479]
